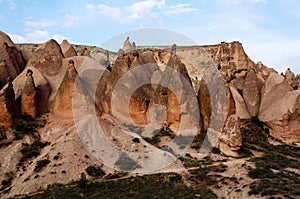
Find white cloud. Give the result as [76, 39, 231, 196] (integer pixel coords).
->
[218, 0, 267, 4]
[0, 0, 16, 10]
[25, 30, 50, 43]
[24, 17, 57, 28]
[86, 3, 95, 10]
[87, 0, 198, 24]
[8, 34, 27, 43]
[9, 30, 69, 44]
[164, 4, 198, 16]
[248, 0, 267, 3]
[64, 14, 79, 26]
[52, 34, 68, 43]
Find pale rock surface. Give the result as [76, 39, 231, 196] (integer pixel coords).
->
[26, 39, 64, 76]
[0, 31, 26, 89]
[61, 39, 77, 58]
[259, 72, 300, 142]
[219, 114, 242, 157]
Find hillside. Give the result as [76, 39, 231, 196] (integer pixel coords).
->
[0, 30, 299, 199]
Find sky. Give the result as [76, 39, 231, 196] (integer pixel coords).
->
[0, 0, 299, 74]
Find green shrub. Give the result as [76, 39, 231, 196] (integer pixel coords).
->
[19, 140, 49, 165]
[34, 159, 50, 172]
[86, 165, 105, 178]
[21, 173, 217, 199]
[1, 177, 12, 187]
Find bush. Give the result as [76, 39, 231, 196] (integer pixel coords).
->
[19, 140, 49, 165]
[14, 114, 38, 134]
[86, 166, 105, 178]
[1, 177, 12, 187]
[34, 159, 50, 172]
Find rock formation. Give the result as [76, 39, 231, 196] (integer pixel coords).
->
[13, 67, 50, 114]
[218, 114, 242, 157]
[21, 69, 37, 118]
[52, 59, 78, 119]
[61, 39, 77, 58]
[0, 77, 19, 128]
[122, 37, 134, 53]
[80, 47, 89, 56]
[0, 31, 26, 89]
[26, 39, 64, 76]
[258, 72, 300, 143]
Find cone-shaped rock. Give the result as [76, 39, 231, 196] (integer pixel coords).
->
[26, 39, 64, 76]
[61, 39, 77, 58]
[21, 70, 37, 118]
[0, 77, 19, 128]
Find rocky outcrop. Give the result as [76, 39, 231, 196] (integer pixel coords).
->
[51, 56, 101, 119]
[202, 41, 256, 74]
[92, 50, 110, 69]
[219, 114, 242, 157]
[52, 59, 78, 119]
[96, 49, 199, 136]
[0, 77, 19, 128]
[197, 78, 211, 131]
[61, 39, 77, 58]
[258, 72, 300, 143]
[13, 67, 50, 114]
[0, 31, 26, 89]
[21, 70, 37, 118]
[80, 47, 89, 56]
[122, 37, 134, 53]
[26, 39, 64, 76]
[242, 70, 261, 117]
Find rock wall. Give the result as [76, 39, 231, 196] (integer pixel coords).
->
[0, 31, 26, 89]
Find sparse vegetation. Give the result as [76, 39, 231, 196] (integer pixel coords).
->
[132, 137, 140, 143]
[242, 122, 300, 198]
[34, 159, 50, 172]
[86, 165, 105, 178]
[144, 123, 175, 146]
[188, 164, 228, 188]
[13, 114, 47, 140]
[18, 140, 49, 166]
[0, 172, 14, 191]
[19, 173, 217, 199]
[0, 125, 5, 141]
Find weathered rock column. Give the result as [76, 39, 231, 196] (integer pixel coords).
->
[21, 69, 37, 118]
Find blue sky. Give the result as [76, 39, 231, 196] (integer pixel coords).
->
[0, 0, 299, 74]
